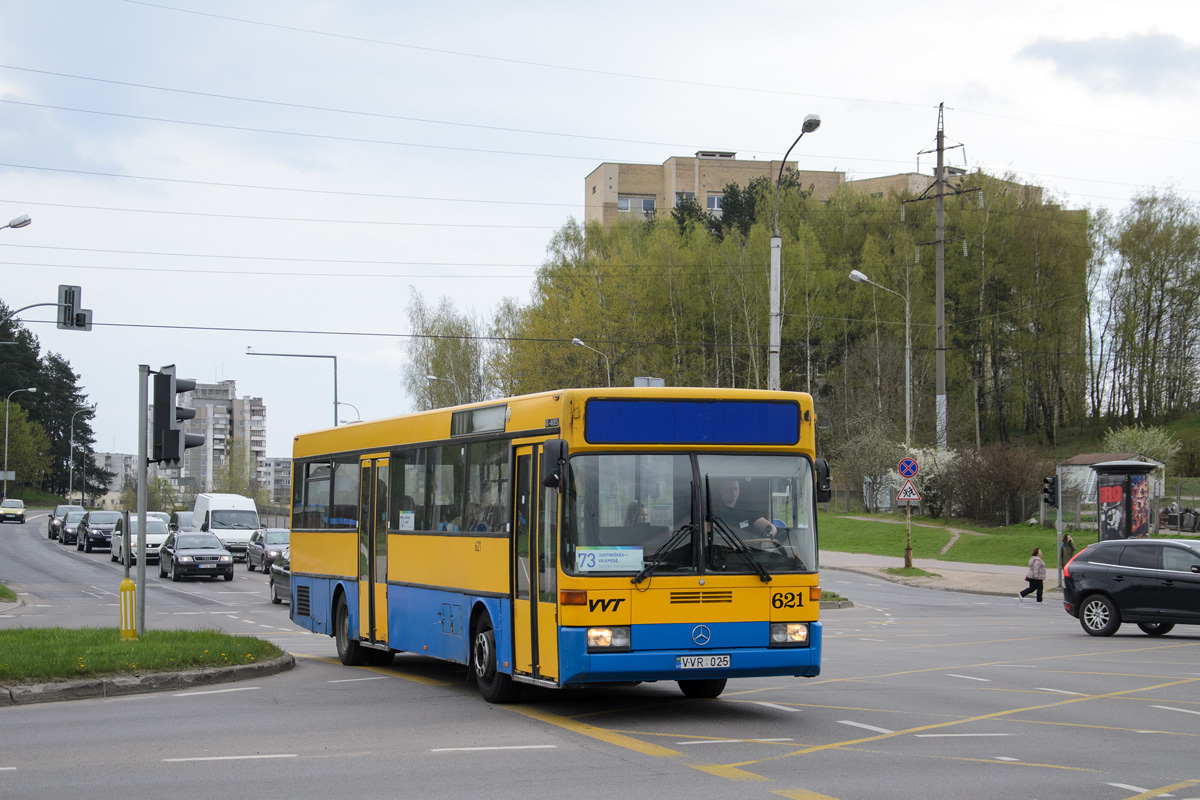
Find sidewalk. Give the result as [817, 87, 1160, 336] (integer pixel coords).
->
[820, 551, 1059, 598]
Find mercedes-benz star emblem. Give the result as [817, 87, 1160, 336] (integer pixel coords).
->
[691, 625, 712, 646]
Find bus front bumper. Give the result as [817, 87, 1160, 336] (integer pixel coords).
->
[557, 621, 822, 686]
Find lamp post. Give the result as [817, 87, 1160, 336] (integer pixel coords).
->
[425, 375, 461, 405]
[769, 114, 821, 392]
[247, 347, 338, 427]
[1, 214, 31, 231]
[336, 401, 360, 423]
[69, 404, 96, 505]
[571, 338, 611, 388]
[850, 268, 912, 567]
[4, 387, 38, 500]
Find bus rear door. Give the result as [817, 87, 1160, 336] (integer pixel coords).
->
[358, 456, 389, 646]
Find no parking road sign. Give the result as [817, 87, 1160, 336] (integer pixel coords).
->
[898, 458, 919, 478]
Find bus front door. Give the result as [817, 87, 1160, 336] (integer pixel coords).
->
[358, 457, 390, 646]
[513, 446, 559, 682]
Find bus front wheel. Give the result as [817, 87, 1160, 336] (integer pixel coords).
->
[472, 617, 521, 704]
[678, 678, 727, 699]
[334, 594, 367, 666]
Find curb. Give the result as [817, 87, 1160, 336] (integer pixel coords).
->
[0, 652, 296, 707]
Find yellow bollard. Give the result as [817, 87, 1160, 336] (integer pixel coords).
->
[119, 578, 137, 640]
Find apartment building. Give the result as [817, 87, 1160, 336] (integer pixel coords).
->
[153, 380, 267, 498]
[585, 151, 846, 228]
[584, 153, 998, 229]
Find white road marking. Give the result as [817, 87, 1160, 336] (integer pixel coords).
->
[173, 687, 259, 697]
[1153, 705, 1200, 716]
[431, 745, 556, 752]
[0, 767, 16, 771]
[839, 721, 894, 734]
[947, 674, 991, 682]
[994, 757, 1019, 761]
[328, 676, 389, 683]
[751, 701, 800, 712]
[164, 754, 297, 762]
[1107, 784, 1171, 797]
[915, 733, 1012, 738]
[1037, 688, 1086, 695]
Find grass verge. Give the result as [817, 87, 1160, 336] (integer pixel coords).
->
[0, 583, 15, 603]
[0, 627, 284, 685]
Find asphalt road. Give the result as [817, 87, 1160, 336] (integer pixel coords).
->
[2, 513, 1199, 800]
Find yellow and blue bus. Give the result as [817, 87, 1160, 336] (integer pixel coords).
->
[288, 387, 831, 702]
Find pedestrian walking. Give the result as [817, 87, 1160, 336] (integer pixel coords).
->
[1019, 547, 1047, 603]
[1060, 533, 1075, 566]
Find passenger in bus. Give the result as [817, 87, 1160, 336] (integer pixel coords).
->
[713, 478, 776, 538]
[624, 501, 649, 526]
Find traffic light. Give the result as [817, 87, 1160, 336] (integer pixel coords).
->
[152, 365, 205, 467]
[1042, 476, 1057, 507]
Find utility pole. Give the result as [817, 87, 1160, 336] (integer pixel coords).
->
[935, 105, 947, 451]
[903, 103, 975, 450]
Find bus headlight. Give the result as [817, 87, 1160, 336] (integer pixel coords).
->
[587, 626, 631, 652]
[770, 623, 809, 646]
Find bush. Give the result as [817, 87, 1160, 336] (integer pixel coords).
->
[945, 445, 1041, 525]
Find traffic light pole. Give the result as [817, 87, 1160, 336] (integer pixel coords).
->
[1055, 464, 1064, 590]
[137, 365, 149, 636]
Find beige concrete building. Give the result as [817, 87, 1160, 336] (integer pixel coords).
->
[584, 154, 1049, 229]
[585, 151, 846, 228]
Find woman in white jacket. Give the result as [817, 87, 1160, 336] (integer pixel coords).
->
[1018, 546, 1047, 603]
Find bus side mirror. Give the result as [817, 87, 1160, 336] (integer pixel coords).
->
[815, 458, 832, 504]
[542, 439, 569, 491]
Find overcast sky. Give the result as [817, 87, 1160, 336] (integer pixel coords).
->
[2, 1, 1198, 457]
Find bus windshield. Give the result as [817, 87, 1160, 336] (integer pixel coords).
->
[564, 453, 817, 577]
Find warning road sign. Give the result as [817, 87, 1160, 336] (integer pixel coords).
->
[897, 479, 921, 503]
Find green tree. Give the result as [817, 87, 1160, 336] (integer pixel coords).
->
[402, 289, 488, 409]
[1105, 188, 1200, 421]
[119, 476, 177, 513]
[213, 439, 269, 505]
[3, 402, 51, 494]
[1102, 424, 1182, 474]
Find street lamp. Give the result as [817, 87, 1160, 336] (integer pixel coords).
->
[247, 347, 338, 427]
[336, 401, 360, 423]
[69, 403, 96, 506]
[4, 387, 38, 500]
[850, 268, 913, 567]
[1, 214, 31, 231]
[571, 338, 611, 388]
[425, 375, 461, 405]
[769, 114, 821, 392]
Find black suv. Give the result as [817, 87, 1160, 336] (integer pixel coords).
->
[1063, 538, 1200, 636]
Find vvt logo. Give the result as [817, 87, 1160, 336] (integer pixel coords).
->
[588, 597, 625, 612]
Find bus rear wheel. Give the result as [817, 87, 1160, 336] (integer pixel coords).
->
[472, 617, 521, 704]
[678, 678, 727, 699]
[334, 594, 367, 666]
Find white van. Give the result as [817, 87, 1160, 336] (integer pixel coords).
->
[193, 493, 261, 562]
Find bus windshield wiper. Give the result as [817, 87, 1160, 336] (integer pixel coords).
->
[631, 523, 695, 585]
[704, 475, 771, 583]
[708, 516, 772, 583]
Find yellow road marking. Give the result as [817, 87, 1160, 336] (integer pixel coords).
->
[1118, 779, 1200, 800]
[735, 676, 1200, 766]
